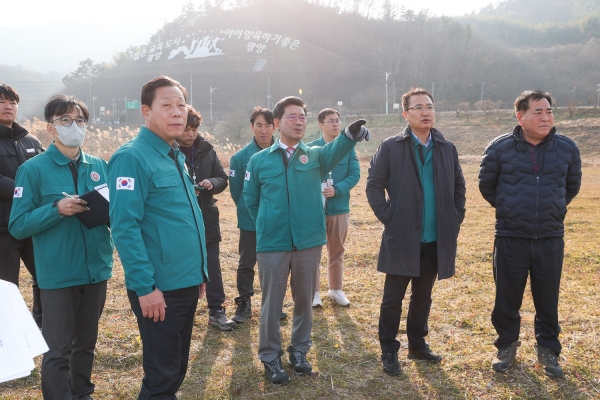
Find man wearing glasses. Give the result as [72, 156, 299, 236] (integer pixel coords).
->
[366, 87, 466, 376]
[244, 96, 369, 384]
[308, 108, 360, 307]
[10, 95, 113, 399]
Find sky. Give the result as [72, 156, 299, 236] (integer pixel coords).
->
[0, 0, 495, 75]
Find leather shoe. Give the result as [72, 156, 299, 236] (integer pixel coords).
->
[407, 344, 442, 363]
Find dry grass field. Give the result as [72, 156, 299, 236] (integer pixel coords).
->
[1, 110, 599, 399]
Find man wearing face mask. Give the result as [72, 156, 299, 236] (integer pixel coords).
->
[9, 95, 113, 399]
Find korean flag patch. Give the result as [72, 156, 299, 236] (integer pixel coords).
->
[244, 171, 251, 181]
[229, 169, 235, 177]
[14, 187, 23, 198]
[116, 177, 135, 190]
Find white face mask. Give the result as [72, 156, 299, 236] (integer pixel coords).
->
[55, 123, 86, 147]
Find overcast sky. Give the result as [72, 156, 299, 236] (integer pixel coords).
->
[1, 0, 496, 75]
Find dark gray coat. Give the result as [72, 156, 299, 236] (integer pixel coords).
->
[366, 127, 466, 279]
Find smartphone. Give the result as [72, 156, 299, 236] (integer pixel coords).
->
[193, 185, 205, 191]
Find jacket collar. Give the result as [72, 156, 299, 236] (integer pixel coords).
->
[252, 136, 275, 151]
[269, 138, 309, 154]
[139, 126, 178, 156]
[189, 134, 212, 157]
[396, 126, 446, 143]
[0, 122, 29, 140]
[512, 125, 556, 147]
[46, 143, 91, 166]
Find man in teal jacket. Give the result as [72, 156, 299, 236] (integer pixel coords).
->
[243, 96, 369, 385]
[308, 108, 360, 307]
[229, 106, 276, 323]
[9, 95, 113, 399]
[108, 76, 208, 399]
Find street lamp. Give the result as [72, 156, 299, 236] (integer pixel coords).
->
[385, 71, 392, 115]
[92, 96, 97, 123]
[597, 84, 600, 107]
[210, 86, 217, 121]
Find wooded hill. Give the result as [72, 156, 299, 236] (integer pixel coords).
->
[58, 0, 600, 120]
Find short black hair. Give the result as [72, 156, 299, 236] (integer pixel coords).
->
[44, 95, 89, 122]
[186, 105, 202, 129]
[0, 84, 19, 103]
[141, 76, 187, 108]
[272, 96, 306, 120]
[402, 87, 434, 111]
[318, 108, 339, 123]
[514, 90, 553, 114]
[250, 106, 274, 125]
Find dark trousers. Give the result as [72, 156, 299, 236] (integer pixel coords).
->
[235, 229, 257, 301]
[0, 232, 42, 327]
[128, 286, 199, 400]
[40, 281, 107, 400]
[492, 236, 564, 354]
[379, 242, 438, 353]
[205, 242, 226, 315]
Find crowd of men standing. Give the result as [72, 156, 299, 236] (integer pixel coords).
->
[0, 77, 581, 398]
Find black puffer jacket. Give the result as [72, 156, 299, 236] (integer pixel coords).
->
[182, 135, 228, 244]
[479, 125, 581, 238]
[0, 123, 44, 232]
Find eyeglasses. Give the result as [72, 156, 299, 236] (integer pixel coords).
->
[324, 118, 340, 125]
[51, 116, 88, 127]
[286, 114, 307, 123]
[407, 106, 435, 113]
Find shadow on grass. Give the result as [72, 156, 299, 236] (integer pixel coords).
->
[310, 305, 425, 398]
[490, 359, 588, 398]
[227, 316, 255, 397]
[413, 359, 463, 398]
[178, 322, 225, 398]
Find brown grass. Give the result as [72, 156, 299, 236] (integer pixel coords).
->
[2, 113, 599, 399]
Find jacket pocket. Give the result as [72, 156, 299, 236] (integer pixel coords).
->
[152, 173, 181, 188]
[260, 167, 283, 179]
[294, 162, 320, 172]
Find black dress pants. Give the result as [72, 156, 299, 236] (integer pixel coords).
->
[492, 236, 564, 354]
[379, 242, 438, 353]
[0, 232, 42, 327]
[128, 286, 199, 400]
[235, 229, 257, 301]
[205, 242, 226, 315]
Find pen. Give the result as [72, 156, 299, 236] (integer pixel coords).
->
[61, 192, 90, 211]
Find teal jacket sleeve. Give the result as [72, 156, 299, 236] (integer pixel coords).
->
[108, 151, 155, 296]
[243, 155, 260, 223]
[318, 130, 357, 177]
[9, 165, 64, 240]
[229, 153, 243, 205]
[333, 149, 360, 197]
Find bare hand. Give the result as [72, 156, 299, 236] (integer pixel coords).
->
[198, 283, 206, 299]
[139, 289, 167, 322]
[322, 186, 335, 198]
[57, 197, 89, 216]
[198, 179, 213, 191]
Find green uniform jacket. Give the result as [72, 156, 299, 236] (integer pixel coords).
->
[229, 137, 273, 231]
[244, 132, 357, 253]
[307, 136, 360, 216]
[9, 144, 113, 289]
[108, 126, 208, 297]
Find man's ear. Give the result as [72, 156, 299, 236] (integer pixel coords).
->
[274, 118, 281, 130]
[141, 104, 151, 121]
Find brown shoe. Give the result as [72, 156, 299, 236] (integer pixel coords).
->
[492, 341, 521, 372]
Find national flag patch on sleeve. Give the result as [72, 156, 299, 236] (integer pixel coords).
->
[229, 169, 235, 177]
[14, 187, 23, 198]
[244, 171, 251, 181]
[116, 177, 135, 190]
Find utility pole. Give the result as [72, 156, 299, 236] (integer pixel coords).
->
[432, 82, 435, 100]
[597, 83, 600, 107]
[480, 82, 484, 109]
[385, 71, 392, 115]
[112, 98, 116, 124]
[124, 97, 128, 125]
[210, 86, 217, 121]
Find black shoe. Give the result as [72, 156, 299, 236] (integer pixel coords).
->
[407, 344, 442, 363]
[232, 298, 252, 323]
[287, 345, 312, 375]
[208, 310, 236, 331]
[381, 352, 402, 376]
[492, 341, 521, 373]
[263, 356, 290, 385]
[536, 344, 564, 378]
